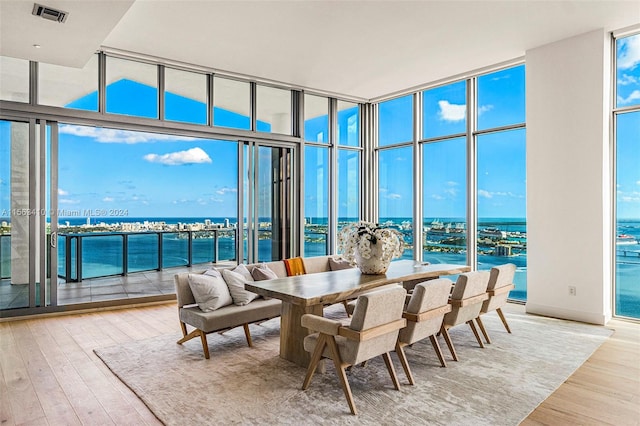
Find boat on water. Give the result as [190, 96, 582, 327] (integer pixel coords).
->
[478, 227, 506, 239]
[616, 234, 638, 245]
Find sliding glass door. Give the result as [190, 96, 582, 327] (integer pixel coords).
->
[242, 142, 294, 263]
[0, 119, 57, 312]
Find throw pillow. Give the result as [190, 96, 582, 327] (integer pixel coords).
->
[284, 257, 306, 276]
[329, 257, 354, 271]
[251, 263, 279, 281]
[222, 268, 259, 306]
[187, 273, 233, 312]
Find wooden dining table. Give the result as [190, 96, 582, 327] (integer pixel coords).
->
[245, 259, 471, 367]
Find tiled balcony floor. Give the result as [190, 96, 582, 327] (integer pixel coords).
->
[0, 262, 235, 310]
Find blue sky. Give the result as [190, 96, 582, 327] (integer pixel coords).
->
[1, 38, 639, 222]
[377, 65, 527, 219]
[616, 34, 640, 220]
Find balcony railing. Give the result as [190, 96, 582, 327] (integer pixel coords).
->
[58, 228, 237, 282]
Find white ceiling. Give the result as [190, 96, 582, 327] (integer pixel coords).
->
[1, 0, 640, 101]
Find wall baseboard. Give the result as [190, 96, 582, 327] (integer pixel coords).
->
[525, 303, 610, 325]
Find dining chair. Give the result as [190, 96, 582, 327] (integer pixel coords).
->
[475, 263, 516, 344]
[395, 278, 453, 385]
[440, 271, 490, 361]
[301, 286, 407, 415]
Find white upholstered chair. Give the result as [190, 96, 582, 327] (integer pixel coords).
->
[395, 278, 453, 385]
[440, 271, 490, 361]
[301, 286, 407, 415]
[475, 263, 516, 344]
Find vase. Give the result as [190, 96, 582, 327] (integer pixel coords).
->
[354, 242, 391, 274]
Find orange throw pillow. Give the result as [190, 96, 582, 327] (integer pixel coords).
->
[284, 257, 306, 276]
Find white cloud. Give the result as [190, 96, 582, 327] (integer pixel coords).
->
[637, 181, 640, 185]
[431, 194, 445, 200]
[59, 198, 80, 204]
[479, 189, 524, 199]
[215, 187, 238, 195]
[103, 197, 114, 202]
[438, 100, 465, 122]
[478, 105, 493, 115]
[618, 74, 639, 86]
[619, 190, 640, 203]
[443, 187, 458, 197]
[144, 147, 212, 166]
[386, 193, 402, 200]
[617, 90, 640, 105]
[618, 35, 640, 70]
[58, 188, 69, 196]
[443, 181, 459, 197]
[59, 125, 197, 144]
[478, 189, 492, 199]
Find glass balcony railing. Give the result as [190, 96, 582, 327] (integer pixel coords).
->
[57, 228, 237, 282]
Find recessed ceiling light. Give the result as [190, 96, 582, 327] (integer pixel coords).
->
[33, 44, 41, 48]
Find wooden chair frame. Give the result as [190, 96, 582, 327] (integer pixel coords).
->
[440, 292, 489, 361]
[302, 318, 407, 415]
[475, 283, 515, 344]
[177, 321, 254, 360]
[396, 304, 452, 385]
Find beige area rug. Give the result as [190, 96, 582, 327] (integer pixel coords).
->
[95, 306, 612, 425]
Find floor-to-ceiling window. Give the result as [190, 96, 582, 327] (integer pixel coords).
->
[304, 94, 329, 256]
[476, 66, 527, 300]
[614, 32, 640, 319]
[422, 81, 468, 265]
[375, 64, 526, 299]
[377, 94, 414, 259]
[336, 101, 361, 234]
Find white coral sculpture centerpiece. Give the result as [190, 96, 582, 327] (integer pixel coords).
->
[337, 221, 405, 274]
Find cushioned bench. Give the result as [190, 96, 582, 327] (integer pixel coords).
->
[174, 255, 346, 358]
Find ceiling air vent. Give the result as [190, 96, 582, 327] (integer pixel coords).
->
[32, 3, 68, 23]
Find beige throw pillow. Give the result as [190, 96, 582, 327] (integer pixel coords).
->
[222, 266, 259, 306]
[329, 257, 354, 271]
[252, 263, 279, 281]
[187, 272, 233, 312]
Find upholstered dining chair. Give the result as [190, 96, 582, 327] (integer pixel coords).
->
[475, 263, 516, 344]
[395, 278, 453, 385]
[440, 271, 490, 361]
[301, 286, 407, 415]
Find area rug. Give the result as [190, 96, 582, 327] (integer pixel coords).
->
[94, 306, 612, 425]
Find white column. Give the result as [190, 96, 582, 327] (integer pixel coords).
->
[525, 29, 612, 324]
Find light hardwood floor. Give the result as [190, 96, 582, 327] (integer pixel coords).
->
[0, 303, 638, 425]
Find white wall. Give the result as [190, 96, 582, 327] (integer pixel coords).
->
[525, 29, 612, 325]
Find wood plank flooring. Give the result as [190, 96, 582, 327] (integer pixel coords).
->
[522, 316, 640, 426]
[0, 303, 638, 425]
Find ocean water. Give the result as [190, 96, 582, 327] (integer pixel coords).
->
[2, 216, 637, 318]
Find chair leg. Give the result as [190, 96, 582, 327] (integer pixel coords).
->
[467, 320, 485, 348]
[394, 341, 415, 385]
[429, 335, 447, 368]
[242, 323, 253, 347]
[326, 335, 357, 415]
[302, 334, 327, 390]
[496, 308, 512, 333]
[177, 328, 200, 345]
[179, 321, 188, 337]
[343, 300, 351, 317]
[382, 352, 401, 390]
[475, 315, 492, 344]
[200, 331, 210, 359]
[440, 324, 458, 361]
